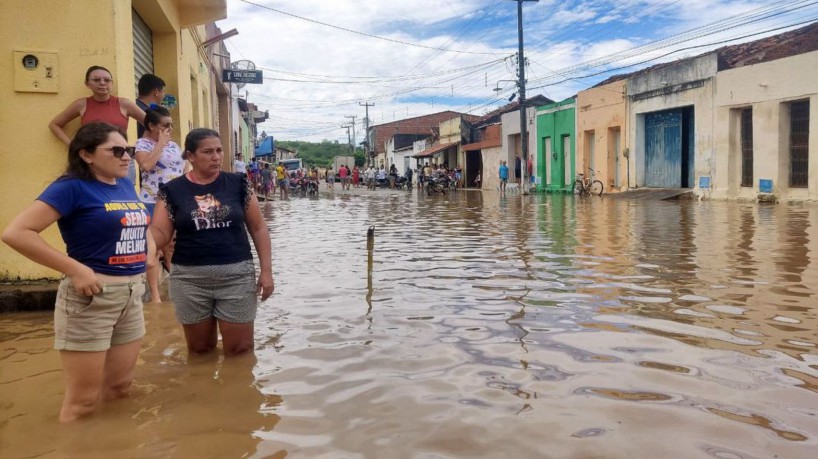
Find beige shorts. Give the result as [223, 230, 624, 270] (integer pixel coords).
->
[54, 274, 146, 352]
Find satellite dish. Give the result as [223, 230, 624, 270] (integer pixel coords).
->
[231, 60, 256, 89]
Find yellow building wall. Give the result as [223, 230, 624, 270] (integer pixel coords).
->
[576, 80, 628, 192]
[438, 116, 463, 167]
[0, 0, 218, 281]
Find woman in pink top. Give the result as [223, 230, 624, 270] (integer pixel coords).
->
[49, 66, 145, 145]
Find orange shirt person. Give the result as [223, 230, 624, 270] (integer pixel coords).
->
[49, 66, 145, 145]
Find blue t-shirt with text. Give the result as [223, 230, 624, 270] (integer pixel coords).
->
[38, 176, 149, 276]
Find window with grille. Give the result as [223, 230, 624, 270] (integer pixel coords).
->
[789, 101, 810, 188]
[740, 108, 753, 188]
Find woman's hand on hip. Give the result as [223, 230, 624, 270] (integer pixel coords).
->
[69, 265, 103, 296]
[257, 271, 274, 301]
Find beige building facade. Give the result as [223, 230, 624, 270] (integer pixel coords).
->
[576, 80, 628, 192]
[713, 51, 818, 201]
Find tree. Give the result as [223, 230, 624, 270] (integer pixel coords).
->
[277, 140, 365, 168]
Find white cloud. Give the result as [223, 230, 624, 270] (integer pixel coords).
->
[217, 0, 818, 141]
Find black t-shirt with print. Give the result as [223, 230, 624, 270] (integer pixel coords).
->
[158, 172, 253, 266]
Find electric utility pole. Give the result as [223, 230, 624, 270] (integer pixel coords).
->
[345, 115, 357, 161]
[341, 125, 352, 155]
[360, 102, 374, 166]
[513, 0, 538, 195]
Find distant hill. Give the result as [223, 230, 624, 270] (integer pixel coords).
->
[277, 140, 365, 168]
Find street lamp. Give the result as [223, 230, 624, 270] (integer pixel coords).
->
[494, 79, 518, 101]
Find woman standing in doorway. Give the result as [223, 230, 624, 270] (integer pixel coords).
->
[2, 123, 152, 422]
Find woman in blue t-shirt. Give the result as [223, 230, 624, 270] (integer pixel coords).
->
[150, 128, 274, 357]
[2, 122, 153, 422]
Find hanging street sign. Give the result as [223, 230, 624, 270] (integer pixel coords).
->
[222, 69, 263, 84]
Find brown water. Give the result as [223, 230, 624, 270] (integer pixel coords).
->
[1, 192, 817, 459]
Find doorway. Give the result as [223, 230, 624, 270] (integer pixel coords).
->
[645, 106, 694, 188]
[466, 150, 482, 188]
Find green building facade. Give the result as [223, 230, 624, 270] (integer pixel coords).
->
[536, 98, 576, 192]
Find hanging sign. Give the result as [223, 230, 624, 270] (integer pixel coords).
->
[222, 69, 263, 84]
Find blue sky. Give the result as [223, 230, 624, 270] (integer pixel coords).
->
[218, 0, 818, 142]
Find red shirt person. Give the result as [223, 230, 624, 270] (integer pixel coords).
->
[49, 66, 145, 145]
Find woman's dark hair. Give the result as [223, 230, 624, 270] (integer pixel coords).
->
[184, 128, 220, 158]
[85, 65, 112, 82]
[66, 122, 126, 180]
[144, 106, 171, 132]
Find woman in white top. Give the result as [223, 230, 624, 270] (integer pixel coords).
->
[134, 106, 184, 302]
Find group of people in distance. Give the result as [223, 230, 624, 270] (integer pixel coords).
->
[1, 65, 273, 423]
[234, 156, 279, 199]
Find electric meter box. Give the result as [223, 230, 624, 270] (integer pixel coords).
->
[14, 50, 58, 93]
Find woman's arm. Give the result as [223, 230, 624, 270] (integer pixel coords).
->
[121, 98, 146, 125]
[48, 99, 84, 145]
[149, 199, 174, 251]
[244, 194, 274, 300]
[134, 131, 171, 172]
[1, 201, 101, 295]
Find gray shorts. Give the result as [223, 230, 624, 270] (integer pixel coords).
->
[169, 260, 258, 325]
[54, 275, 146, 351]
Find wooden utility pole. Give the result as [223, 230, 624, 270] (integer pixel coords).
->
[512, 0, 538, 195]
[360, 102, 374, 167]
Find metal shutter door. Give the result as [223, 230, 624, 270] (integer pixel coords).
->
[132, 10, 154, 96]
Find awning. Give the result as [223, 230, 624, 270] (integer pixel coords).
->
[254, 136, 274, 157]
[462, 139, 501, 151]
[413, 142, 458, 158]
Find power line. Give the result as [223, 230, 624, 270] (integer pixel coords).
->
[527, 17, 818, 91]
[525, 1, 818, 87]
[238, 0, 499, 55]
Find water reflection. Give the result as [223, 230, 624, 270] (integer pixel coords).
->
[2, 193, 817, 458]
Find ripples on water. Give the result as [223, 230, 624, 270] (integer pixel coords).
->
[1, 191, 817, 458]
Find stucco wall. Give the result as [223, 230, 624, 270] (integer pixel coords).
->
[481, 146, 504, 191]
[628, 54, 717, 189]
[536, 99, 577, 191]
[0, 0, 217, 280]
[501, 107, 537, 184]
[713, 51, 818, 200]
[576, 80, 628, 191]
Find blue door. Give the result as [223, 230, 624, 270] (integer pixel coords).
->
[645, 109, 682, 188]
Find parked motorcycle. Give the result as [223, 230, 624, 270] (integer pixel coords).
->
[394, 176, 410, 190]
[425, 176, 449, 195]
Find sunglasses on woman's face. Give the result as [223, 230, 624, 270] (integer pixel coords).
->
[97, 146, 135, 159]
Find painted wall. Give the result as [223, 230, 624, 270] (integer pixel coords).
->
[713, 50, 818, 201]
[439, 116, 463, 168]
[481, 146, 504, 191]
[536, 98, 577, 191]
[628, 53, 717, 190]
[576, 80, 628, 191]
[0, 0, 223, 281]
[501, 106, 537, 184]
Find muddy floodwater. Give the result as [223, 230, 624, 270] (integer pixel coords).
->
[2, 191, 817, 459]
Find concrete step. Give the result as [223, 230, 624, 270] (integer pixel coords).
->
[0, 282, 58, 313]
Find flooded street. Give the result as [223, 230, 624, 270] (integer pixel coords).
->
[2, 191, 817, 458]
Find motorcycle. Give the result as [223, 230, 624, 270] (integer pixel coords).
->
[425, 175, 449, 195]
[394, 176, 410, 190]
[305, 178, 319, 196]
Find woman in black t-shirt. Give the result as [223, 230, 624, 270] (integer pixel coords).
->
[151, 128, 273, 356]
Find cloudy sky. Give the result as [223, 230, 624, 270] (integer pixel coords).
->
[216, 0, 818, 143]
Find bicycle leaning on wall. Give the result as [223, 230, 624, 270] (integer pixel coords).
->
[573, 168, 604, 196]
